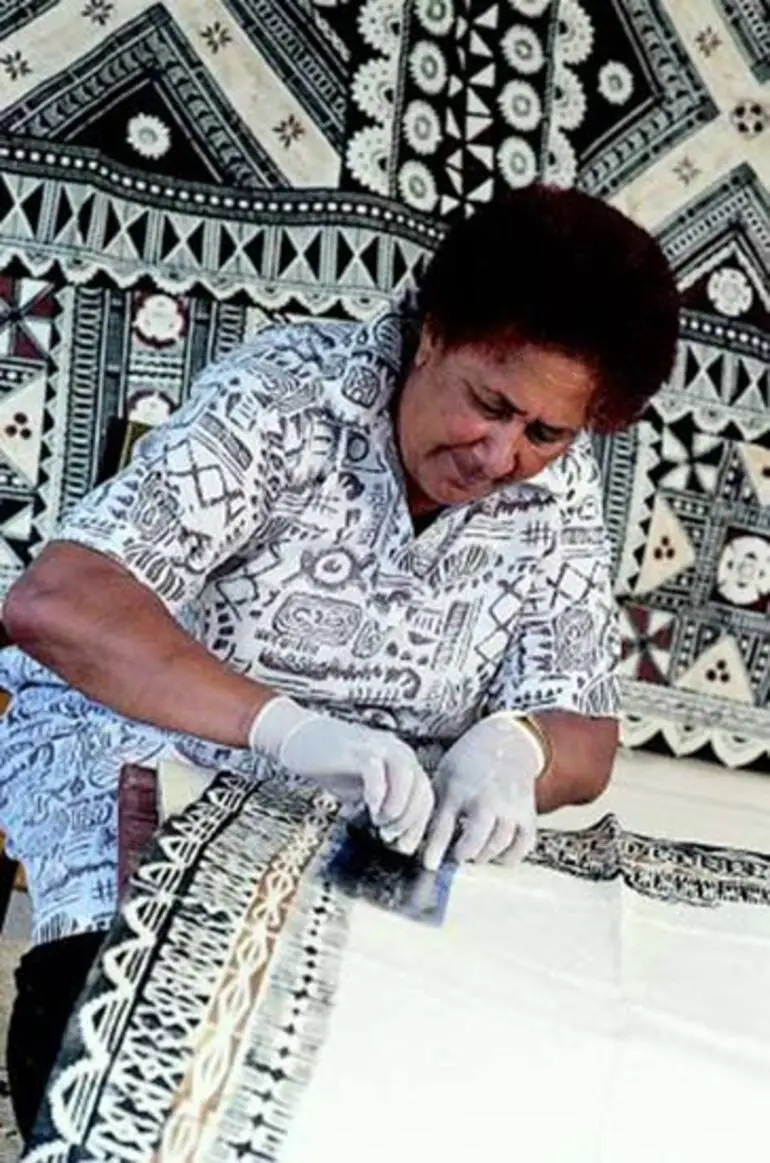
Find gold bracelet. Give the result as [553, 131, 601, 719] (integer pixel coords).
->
[490, 711, 552, 776]
[509, 715, 553, 778]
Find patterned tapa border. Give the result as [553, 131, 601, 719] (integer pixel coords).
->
[24, 774, 770, 1160]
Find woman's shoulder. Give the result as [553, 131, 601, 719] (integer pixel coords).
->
[528, 434, 602, 505]
[205, 315, 398, 424]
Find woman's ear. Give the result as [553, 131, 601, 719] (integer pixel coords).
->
[414, 322, 439, 369]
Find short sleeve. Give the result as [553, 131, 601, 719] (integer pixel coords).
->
[484, 455, 621, 720]
[54, 357, 295, 616]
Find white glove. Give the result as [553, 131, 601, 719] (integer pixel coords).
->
[422, 713, 547, 871]
[249, 696, 435, 855]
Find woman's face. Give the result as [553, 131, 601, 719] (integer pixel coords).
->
[395, 328, 597, 511]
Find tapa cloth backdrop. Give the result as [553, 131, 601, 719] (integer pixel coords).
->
[0, 0, 768, 766]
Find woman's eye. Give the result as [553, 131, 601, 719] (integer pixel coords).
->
[473, 393, 507, 420]
[527, 423, 559, 445]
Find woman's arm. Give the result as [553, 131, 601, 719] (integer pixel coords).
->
[3, 541, 275, 747]
[533, 710, 618, 812]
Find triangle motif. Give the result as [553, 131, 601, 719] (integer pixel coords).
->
[469, 30, 494, 58]
[676, 636, 754, 704]
[476, 4, 499, 28]
[470, 63, 496, 87]
[19, 186, 44, 235]
[0, 9, 284, 189]
[634, 495, 696, 595]
[0, 370, 47, 485]
[466, 113, 492, 142]
[0, 500, 33, 541]
[469, 178, 494, 202]
[467, 89, 492, 117]
[739, 442, 770, 505]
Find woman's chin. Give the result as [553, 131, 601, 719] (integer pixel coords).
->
[434, 474, 486, 506]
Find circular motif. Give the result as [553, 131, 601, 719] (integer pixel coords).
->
[415, 0, 454, 36]
[409, 39, 448, 94]
[704, 658, 731, 685]
[351, 56, 397, 123]
[553, 63, 587, 130]
[544, 126, 577, 187]
[498, 80, 542, 132]
[501, 24, 544, 74]
[509, 0, 550, 17]
[307, 548, 358, 589]
[357, 0, 402, 54]
[556, 0, 594, 66]
[3, 411, 32, 440]
[133, 293, 187, 346]
[347, 125, 390, 195]
[707, 267, 753, 317]
[497, 135, 538, 189]
[598, 60, 634, 105]
[716, 535, 770, 606]
[403, 99, 442, 155]
[398, 160, 438, 211]
[730, 100, 768, 138]
[126, 113, 171, 160]
[346, 432, 369, 462]
[652, 535, 676, 563]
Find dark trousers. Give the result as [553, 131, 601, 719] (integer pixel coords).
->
[6, 931, 104, 1142]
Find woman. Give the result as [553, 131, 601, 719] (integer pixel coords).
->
[0, 184, 679, 1138]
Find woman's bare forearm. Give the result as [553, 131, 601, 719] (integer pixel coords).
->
[2, 542, 276, 747]
[533, 710, 618, 812]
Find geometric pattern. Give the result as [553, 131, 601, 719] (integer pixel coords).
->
[0, 0, 768, 770]
[26, 773, 348, 1157]
[533, 811, 770, 907]
[546, 0, 718, 197]
[713, 0, 770, 81]
[26, 777, 770, 1153]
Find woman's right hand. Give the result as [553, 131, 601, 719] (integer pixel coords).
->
[249, 696, 435, 856]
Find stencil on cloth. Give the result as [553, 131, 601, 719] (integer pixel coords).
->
[23, 786, 770, 1160]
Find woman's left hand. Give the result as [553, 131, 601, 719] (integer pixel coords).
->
[419, 714, 548, 871]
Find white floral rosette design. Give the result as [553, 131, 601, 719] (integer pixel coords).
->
[544, 126, 577, 187]
[133, 293, 187, 347]
[553, 62, 587, 130]
[556, 0, 594, 65]
[347, 124, 390, 194]
[498, 80, 543, 132]
[498, 136, 538, 189]
[598, 60, 634, 105]
[716, 535, 770, 606]
[510, 0, 550, 17]
[409, 40, 448, 95]
[358, 0, 402, 53]
[404, 99, 442, 155]
[415, 0, 454, 37]
[348, 0, 404, 195]
[126, 114, 172, 160]
[352, 56, 399, 124]
[398, 160, 438, 211]
[707, 267, 754, 318]
[502, 24, 545, 75]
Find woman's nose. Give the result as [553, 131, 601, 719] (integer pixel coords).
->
[483, 418, 527, 479]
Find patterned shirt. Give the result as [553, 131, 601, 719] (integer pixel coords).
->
[0, 304, 619, 942]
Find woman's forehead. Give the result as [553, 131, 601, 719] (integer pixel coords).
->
[446, 341, 596, 424]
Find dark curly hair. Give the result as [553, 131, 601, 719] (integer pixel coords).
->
[415, 185, 680, 432]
